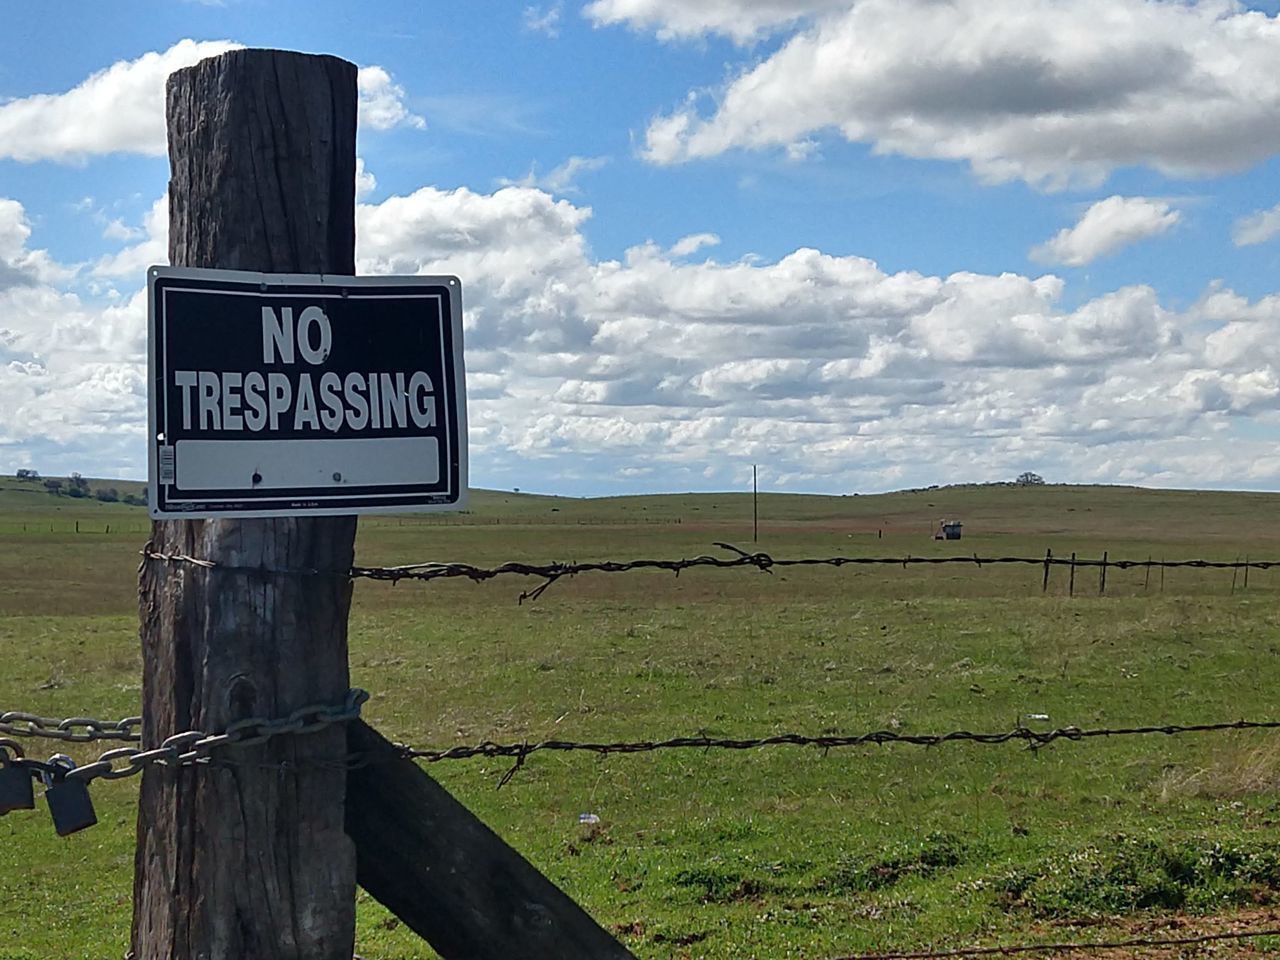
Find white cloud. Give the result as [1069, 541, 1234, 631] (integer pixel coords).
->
[640, 0, 1280, 189]
[0, 198, 147, 476]
[0, 40, 241, 162]
[347, 182, 1280, 492]
[1031, 196, 1181, 267]
[1233, 202, 1280, 247]
[92, 197, 168, 279]
[357, 66, 425, 131]
[584, 0, 849, 43]
[499, 155, 609, 194]
[355, 158, 377, 200]
[8, 178, 1280, 492]
[523, 3, 563, 37]
[0, 42, 422, 163]
[669, 233, 720, 257]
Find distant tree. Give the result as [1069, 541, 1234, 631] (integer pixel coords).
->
[1016, 471, 1045, 486]
[122, 494, 142, 506]
[43, 478, 64, 495]
[69, 472, 90, 492]
[15, 468, 39, 481]
[95, 487, 120, 503]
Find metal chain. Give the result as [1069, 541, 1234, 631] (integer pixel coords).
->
[0, 710, 141, 743]
[827, 924, 1280, 959]
[4, 689, 368, 785]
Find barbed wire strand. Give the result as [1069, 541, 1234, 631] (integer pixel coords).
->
[142, 544, 1280, 603]
[7, 715, 1280, 786]
[828, 924, 1280, 959]
[393, 719, 1280, 786]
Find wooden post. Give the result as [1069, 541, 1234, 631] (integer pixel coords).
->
[1099, 550, 1108, 596]
[1160, 558, 1165, 593]
[1042, 548, 1052, 593]
[1144, 555, 1151, 591]
[1244, 556, 1250, 590]
[1069, 552, 1076, 597]
[133, 50, 358, 960]
[347, 722, 637, 959]
[1232, 557, 1239, 595]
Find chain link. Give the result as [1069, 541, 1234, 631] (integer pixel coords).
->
[0, 710, 141, 743]
[3, 689, 368, 785]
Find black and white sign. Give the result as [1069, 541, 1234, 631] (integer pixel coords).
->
[147, 266, 466, 519]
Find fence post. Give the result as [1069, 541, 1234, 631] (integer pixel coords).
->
[1069, 552, 1076, 597]
[1245, 556, 1250, 590]
[1232, 557, 1239, 595]
[132, 49, 358, 960]
[1042, 548, 1052, 593]
[1099, 550, 1108, 596]
[1144, 555, 1151, 591]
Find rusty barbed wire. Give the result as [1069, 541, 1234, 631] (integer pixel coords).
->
[141, 542, 1280, 603]
[390, 718, 1280, 785]
[828, 923, 1280, 958]
[8, 713, 1280, 781]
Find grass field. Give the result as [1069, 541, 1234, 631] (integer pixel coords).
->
[4, 476, 1280, 958]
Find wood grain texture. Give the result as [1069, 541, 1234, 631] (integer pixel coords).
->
[132, 49, 358, 960]
[346, 721, 638, 960]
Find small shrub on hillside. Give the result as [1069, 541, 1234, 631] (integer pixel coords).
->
[672, 865, 773, 903]
[1003, 834, 1280, 919]
[821, 832, 967, 893]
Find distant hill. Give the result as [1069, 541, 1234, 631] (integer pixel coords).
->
[3, 475, 1278, 543]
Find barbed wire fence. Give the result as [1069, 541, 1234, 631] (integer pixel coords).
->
[141, 542, 1272, 602]
[7, 543, 1280, 957]
[8, 698, 1280, 955]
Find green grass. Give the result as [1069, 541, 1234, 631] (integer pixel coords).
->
[4, 479, 1280, 958]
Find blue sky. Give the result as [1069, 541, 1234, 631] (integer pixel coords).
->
[4, 0, 1280, 496]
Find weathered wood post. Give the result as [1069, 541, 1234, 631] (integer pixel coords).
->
[133, 49, 358, 960]
[347, 723, 639, 959]
[1099, 550, 1108, 596]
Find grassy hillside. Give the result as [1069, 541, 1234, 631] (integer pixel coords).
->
[7, 472, 1280, 544]
[4, 479, 1280, 957]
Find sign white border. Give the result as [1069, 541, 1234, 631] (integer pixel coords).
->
[147, 265, 468, 519]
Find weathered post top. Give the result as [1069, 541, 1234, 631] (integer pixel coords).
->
[165, 48, 357, 274]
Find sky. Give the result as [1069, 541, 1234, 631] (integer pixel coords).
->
[4, 1, 1280, 497]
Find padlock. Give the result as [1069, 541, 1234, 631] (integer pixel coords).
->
[0, 745, 35, 815]
[42, 755, 97, 837]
